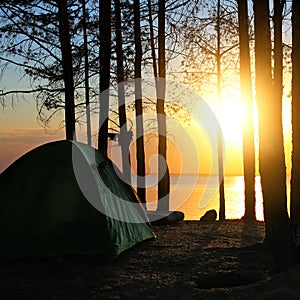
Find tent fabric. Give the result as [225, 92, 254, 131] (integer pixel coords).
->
[0, 140, 154, 258]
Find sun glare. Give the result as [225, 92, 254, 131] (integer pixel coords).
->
[219, 88, 243, 145]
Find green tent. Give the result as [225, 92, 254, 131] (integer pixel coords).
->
[0, 140, 154, 258]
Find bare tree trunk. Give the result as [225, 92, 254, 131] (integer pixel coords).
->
[98, 0, 111, 154]
[274, 0, 284, 101]
[157, 0, 170, 212]
[115, 0, 131, 182]
[134, 0, 146, 204]
[147, 0, 158, 83]
[237, 0, 256, 220]
[57, 0, 76, 140]
[82, 0, 91, 146]
[253, 0, 289, 271]
[291, 0, 300, 247]
[216, 0, 225, 220]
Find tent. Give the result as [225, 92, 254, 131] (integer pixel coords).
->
[0, 140, 154, 258]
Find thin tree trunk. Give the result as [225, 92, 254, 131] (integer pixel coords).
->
[237, 0, 256, 220]
[216, 0, 225, 220]
[273, 0, 288, 227]
[291, 0, 300, 247]
[82, 0, 91, 146]
[115, 0, 131, 182]
[134, 0, 146, 203]
[147, 0, 158, 84]
[253, 0, 289, 271]
[157, 0, 170, 212]
[57, 0, 76, 140]
[98, 0, 111, 154]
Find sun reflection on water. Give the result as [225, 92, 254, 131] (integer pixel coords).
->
[145, 175, 290, 221]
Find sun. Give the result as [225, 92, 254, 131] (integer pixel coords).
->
[219, 88, 244, 145]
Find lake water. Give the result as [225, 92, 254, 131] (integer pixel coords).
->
[140, 175, 291, 221]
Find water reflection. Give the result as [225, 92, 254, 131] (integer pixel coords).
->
[145, 175, 290, 221]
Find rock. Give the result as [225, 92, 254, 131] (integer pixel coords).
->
[200, 209, 217, 222]
[148, 211, 184, 226]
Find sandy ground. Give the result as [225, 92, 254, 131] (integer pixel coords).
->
[1, 220, 300, 299]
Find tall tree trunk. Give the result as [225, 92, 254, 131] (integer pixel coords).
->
[134, 0, 146, 203]
[82, 0, 92, 146]
[157, 0, 170, 212]
[115, 0, 131, 182]
[57, 0, 76, 140]
[291, 0, 300, 247]
[253, 0, 289, 271]
[216, 0, 225, 220]
[98, 0, 112, 154]
[274, 0, 284, 101]
[237, 0, 256, 220]
[147, 0, 158, 83]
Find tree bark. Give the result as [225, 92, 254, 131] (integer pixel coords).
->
[82, 0, 92, 146]
[147, 0, 158, 82]
[98, 0, 111, 154]
[237, 0, 256, 220]
[115, 0, 131, 182]
[253, 0, 290, 271]
[157, 0, 170, 212]
[57, 0, 76, 140]
[134, 0, 146, 203]
[216, 0, 225, 220]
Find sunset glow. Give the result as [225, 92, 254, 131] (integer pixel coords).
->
[219, 89, 243, 146]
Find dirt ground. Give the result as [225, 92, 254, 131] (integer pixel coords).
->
[1, 220, 300, 299]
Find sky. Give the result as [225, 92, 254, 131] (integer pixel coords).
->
[0, 100, 64, 172]
[0, 76, 293, 177]
[0, 88, 247, 175]
[0, 52, 294, 178]
[0, 0, 294, 177]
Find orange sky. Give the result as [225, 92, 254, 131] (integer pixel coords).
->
[0, 88, 292, 176]
[0, 100, 244, 175]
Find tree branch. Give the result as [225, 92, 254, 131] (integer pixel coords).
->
[0, 87, 64, 97]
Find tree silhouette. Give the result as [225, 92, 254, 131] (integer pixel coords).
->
[98, 0, 112, 154]
[134, 0, 146, 204]
[0, 1, 80, 139]
[57, 0, 76, 140]
[237, 0, 256, 220]
[253, 0, 290, 271]
[81, 0, 92, 146]
[157, 0, 170, 212]
[216, 0, 226, 221]
[115, 0, 132, 182]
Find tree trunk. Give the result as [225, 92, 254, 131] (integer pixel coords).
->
[98, 0, 111, 154]
[82, 0, 92, 146]
[216, 0, 225, 220]
[157, 0, 170, 212]
[253, 0, 290, 271]
[237, 0, 256, 220]
[273, 0, 284, 100]
[57, 0, 76, 140]
[115, 0, 131, 182]
[134, 0, 146, 204]
[291, 0, 300, 247]
[147, 0, 158, 83]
